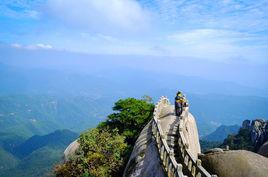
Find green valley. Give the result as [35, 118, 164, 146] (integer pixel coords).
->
[0, 130, 78, 177]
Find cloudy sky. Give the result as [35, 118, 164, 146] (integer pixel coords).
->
[0, 0, 268, 63]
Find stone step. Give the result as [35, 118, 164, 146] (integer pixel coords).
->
[167, 133, 176, 137]
[166, 135, 178, 139]
[166, 135, 179, 149]
[167, 141, 176, 147]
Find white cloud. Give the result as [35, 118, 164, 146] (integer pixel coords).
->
[164, 29, 268, 62]
[140, 0, 268, 32]
[79, 33, 120, 43]
[11, 43, 22, 48]
[11, 43, 53, 50]
[24, 10, 40, 19]
[4, 0, 267, 64]
[167, 29, 256, 45]
[46, 0, 151, 32]
[33, 43, 53, 49]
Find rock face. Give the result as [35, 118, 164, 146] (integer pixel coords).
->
[201, 150, 268, 177]
[123, 121, 165, 177]
[182, 111, 201, 160]
[64, 139, 80, 161]
[242, 119, 268, 151]
[258, 141, 268, 158]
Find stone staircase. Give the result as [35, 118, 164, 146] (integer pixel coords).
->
[152, 96, 217, 177]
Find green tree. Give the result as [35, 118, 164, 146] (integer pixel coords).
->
[54, 97, 154, 177]
[221, 128, 254, 151]
[200, 140, 221, 152]
[54, 128, 127, 177]
[98, 97, 154, 145]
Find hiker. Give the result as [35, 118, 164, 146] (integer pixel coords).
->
[175, 91, 188, 116]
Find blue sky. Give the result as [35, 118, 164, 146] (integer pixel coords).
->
[0, 0, 268, 63]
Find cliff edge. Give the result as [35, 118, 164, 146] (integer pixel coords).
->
[123, 121, 165, 177]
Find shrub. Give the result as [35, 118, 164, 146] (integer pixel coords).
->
[55, 128, 127, 177]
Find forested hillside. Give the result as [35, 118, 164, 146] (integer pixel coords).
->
[55, 97, 154, 177]
[0, 95, 112, 138]
[0, 130, 78, 177]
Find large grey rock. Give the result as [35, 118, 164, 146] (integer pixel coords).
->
[241, 119, 268, 151]
[251, 119, 268, 150]
[64, 139, 80, 161]
[181, 111, 201, 160]
[123, 121, 165, 177]
[258, 141, 268, 158]
[242, 119, 251, 129]
[201, 150, 268, 177]
[204, 148, 224, 154]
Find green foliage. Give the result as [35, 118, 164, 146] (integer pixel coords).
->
[54, 97, 154, 177]
[221, 128, 254, 151]
[99, 97, 154, 145]
[2, 146, 64, 177]
[0, 146, 19, 171]
[0, 95, 111, 138]
[0, 130, 77, 177]
[200, 140, 221, 153]
[55, 128, 127, 177]
[13, 129, 78, 158]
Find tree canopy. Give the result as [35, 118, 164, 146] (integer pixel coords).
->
[221, 127, 254, 151]
[98, 97, 154, 145]
[54, 97, 154, 177]
[54, 128, 127, 177]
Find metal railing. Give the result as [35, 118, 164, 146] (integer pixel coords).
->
[178, 109, 216, 177]
[152, 96, 218, 177]
[152, 96, 185, 177]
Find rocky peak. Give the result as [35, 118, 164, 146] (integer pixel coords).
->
[242, 119, 268, 151]
[242, 119, 251, 129]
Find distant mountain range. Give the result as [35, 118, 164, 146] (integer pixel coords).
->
[0, 62, 267, 98]
[0, 129, 78, 177]
[13, 130, 78, 158]
[0, 95, 112, 138]
[0, 94, 268, 139]
[202, 124, 240, 142]
[1, 62, 268, 136]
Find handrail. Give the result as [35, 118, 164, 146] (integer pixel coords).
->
[151, 96, 185, 177]
[177, 107, 217, 177]
[152, 96, 218, 177]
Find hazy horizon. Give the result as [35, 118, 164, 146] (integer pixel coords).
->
[1, 0, 268, 94]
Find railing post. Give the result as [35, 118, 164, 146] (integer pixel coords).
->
[163, 150, 167, 166]
[191, 165, 196, 176]
[188, 160, 192, 171]
[160, 145, 164, 160]
[169, 149, 174, 156]
[155, 130, 158, 141]
[226, 145, 229, 150]
[184, 154, 188, 166]
[176, 163, 183, 175]
[167, 162, 172, 177]
[197, 159, 202, 166]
